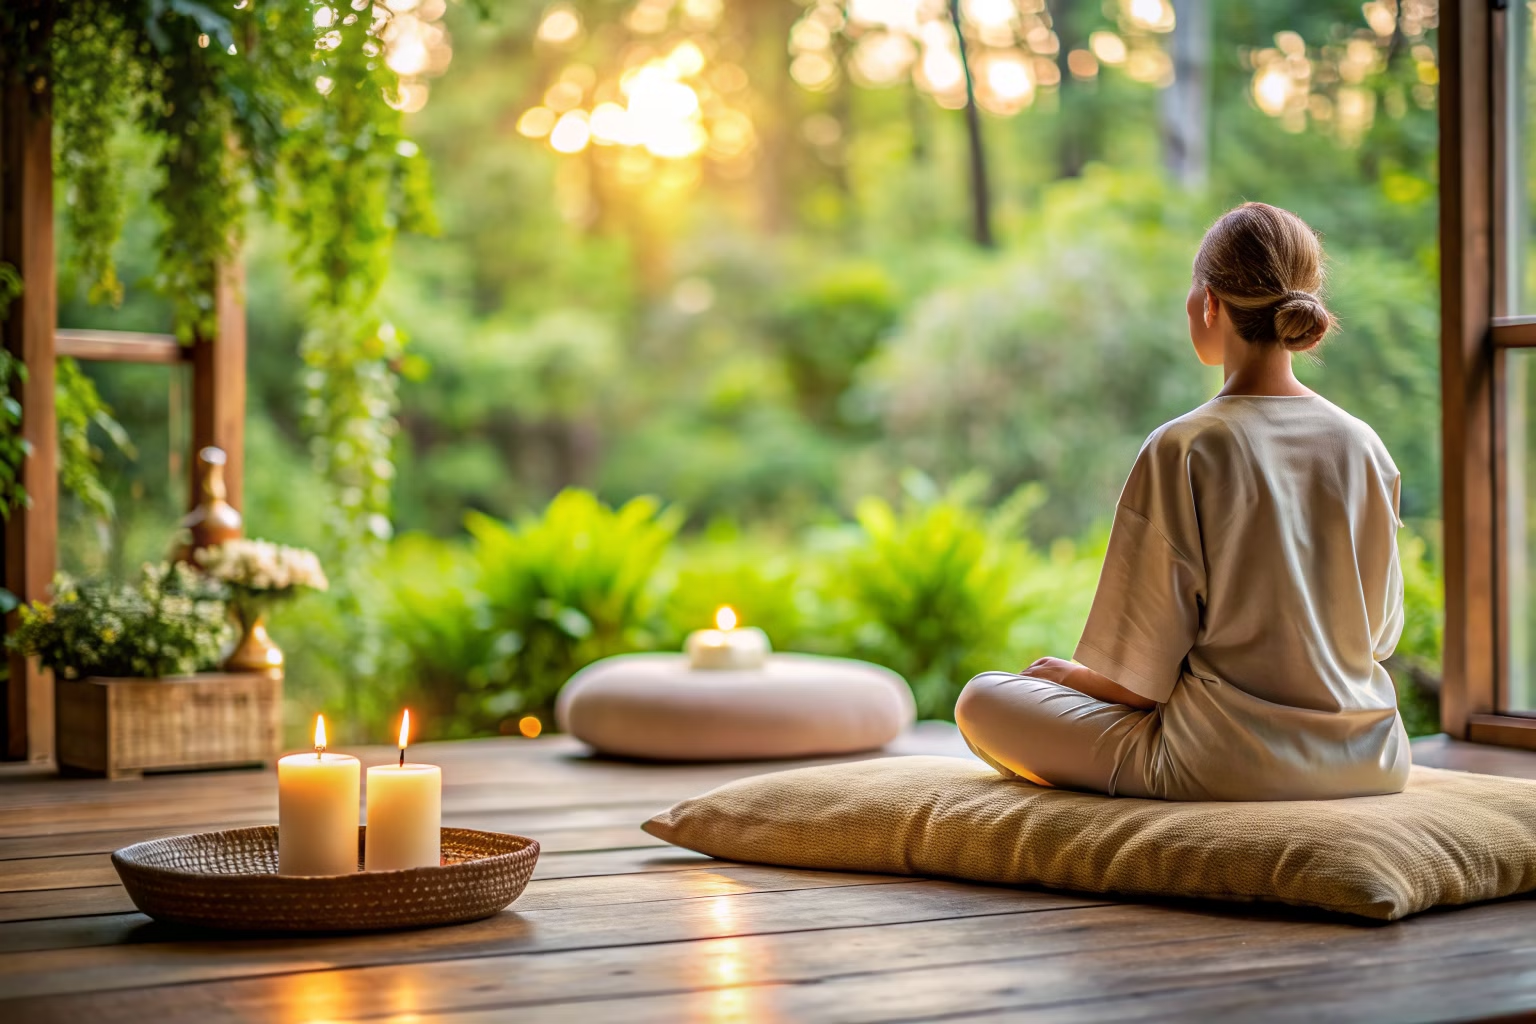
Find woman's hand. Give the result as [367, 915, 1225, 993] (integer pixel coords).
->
[1022, 657, 1078, 687]
[1022, 656, 1159, 711]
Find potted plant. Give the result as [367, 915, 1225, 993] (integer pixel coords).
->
[193, 538, 329, 673]
[8, 563, 280, 779]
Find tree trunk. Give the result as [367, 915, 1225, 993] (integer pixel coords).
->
[1048, 0, 1087, 178]
[1159, 0, 1211, 188]
[948, 0, 994, 248]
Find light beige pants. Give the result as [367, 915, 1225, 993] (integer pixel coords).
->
[955, 671, 1164, 798]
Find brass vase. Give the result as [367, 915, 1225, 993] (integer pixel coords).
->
[225, 601, 284, 674]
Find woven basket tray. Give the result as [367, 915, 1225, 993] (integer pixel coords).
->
[112, 826, 538, 932]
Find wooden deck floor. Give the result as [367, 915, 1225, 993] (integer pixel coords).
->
[1, 726, 1534, 1023]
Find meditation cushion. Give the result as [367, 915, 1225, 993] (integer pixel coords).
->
[644, 755, 1536, 920]
[557, 653, 916, 762]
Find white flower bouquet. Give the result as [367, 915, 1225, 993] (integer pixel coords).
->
[194, 538, 329, 605]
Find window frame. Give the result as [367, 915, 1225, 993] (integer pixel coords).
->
[1441, 0, 1536, 744]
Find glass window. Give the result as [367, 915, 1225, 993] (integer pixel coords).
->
[1507, 349, 1536, 711]
[1511, 1, 1536, 314]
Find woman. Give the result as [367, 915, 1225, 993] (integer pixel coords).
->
[955, 202, 1410, 801]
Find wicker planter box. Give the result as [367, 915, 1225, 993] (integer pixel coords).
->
[56, 671, 284, 780]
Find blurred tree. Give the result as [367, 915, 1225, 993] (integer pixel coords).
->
[771, 264, 902, 428]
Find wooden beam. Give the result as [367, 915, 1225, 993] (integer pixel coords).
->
[1, 30, 58, 765]
[54, 330, 185, 365]
[190, 261, 245, 513]
[1438, 0, 1498, 738]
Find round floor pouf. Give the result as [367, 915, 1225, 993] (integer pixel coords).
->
[555, 653, 916, 762]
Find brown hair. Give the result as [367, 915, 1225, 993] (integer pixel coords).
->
[1192, 202, 1335, 353]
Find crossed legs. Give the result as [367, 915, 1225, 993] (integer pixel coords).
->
[954, 671, 1162, 798]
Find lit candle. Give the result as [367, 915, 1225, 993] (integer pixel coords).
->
[364, 710, 442, 871]
[685, 605, 771, 670]
[277, 715, 360, 876]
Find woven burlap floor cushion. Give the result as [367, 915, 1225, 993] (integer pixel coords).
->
[643, 755, 1536, 921]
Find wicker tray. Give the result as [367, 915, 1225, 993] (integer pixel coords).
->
[112, 826, 539, 932]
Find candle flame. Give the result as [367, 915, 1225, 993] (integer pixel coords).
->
[314, 714, 327, 753]
[715, 605, 737, 631]
[398, 708, 411, 750]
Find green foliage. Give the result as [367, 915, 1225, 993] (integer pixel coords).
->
[7, 563, 229, 680]
[52, 3, 138, 306]
[281, 5, 435, 561]
[0, 264, 27, 523]
[55, 357, 134, 523]
[832, 474, 1042, 719]
[0, 354, 28, 524]
[401, 491, 683, 732]
[1298, 251, 1442, 519]
[859, 172, 1214, 539]
[659, 530, 819, 654]
[1393, 526, 1445, 738]
[376, 534, 488, 737]
[36, 0, 433, 560]
[771, 264, 901, 427]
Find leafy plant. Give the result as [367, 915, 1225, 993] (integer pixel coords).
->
[8, 563, 230, 679]
[55, 357, 134, 522]
[833, 473, 1041, 719]
[389, 490, 682, 731]
[378, 534, 495, 739]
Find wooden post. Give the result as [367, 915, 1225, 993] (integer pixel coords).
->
[191, 261, 246, 512]
[1, 44, 59, 763]
[1438, 0, 1497, 738]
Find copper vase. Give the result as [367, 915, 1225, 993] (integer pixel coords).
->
[225, 603, 284, 674]
[181, 446, 243, 562]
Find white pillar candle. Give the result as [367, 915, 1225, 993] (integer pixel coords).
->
[277, 715, 360, 876]
[365, 710, 442, 872]
[686, 606, 771, 670]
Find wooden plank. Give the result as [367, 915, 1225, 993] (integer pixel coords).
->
[0, 886, 133, 924]
[1438, 0, 1499, 739]
[1, 18, 59, 765]
[53, 330, 185, 365]
[191, 262, 245, 512]
[5, 896, 1536, 1024]
[0, 880, 1102, 998]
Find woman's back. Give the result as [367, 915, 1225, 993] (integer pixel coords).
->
[1074, 393, 1410, 799]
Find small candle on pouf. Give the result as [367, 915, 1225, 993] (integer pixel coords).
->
[685, 605, 771, 670]
[277, 715, 360, 876]
[365, 710, 442, 871]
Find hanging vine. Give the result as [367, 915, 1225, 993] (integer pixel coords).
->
[1, 0, 438, 557]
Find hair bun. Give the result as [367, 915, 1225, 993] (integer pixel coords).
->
[1272, 290, 1331, 352]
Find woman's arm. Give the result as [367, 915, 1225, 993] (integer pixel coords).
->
[1023, 657, 1159, 711]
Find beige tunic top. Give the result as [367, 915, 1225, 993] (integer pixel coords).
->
[1074, 394, 1411, 800]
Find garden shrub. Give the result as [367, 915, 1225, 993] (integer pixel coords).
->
[659, 529, 822, 655]
[770, 263, 901, 428]
[830, 474, 1045, 719]
[459, 490, 682, 728]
